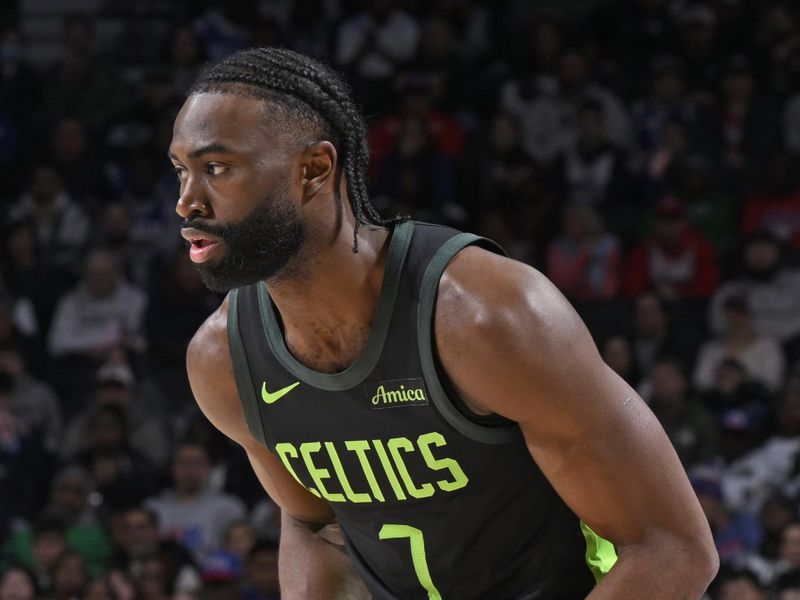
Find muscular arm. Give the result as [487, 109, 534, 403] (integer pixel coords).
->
[436, 249, 718, 599]
[186, 297, 368, 600]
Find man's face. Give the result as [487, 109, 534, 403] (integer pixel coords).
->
[123, 510, 159, 558]
[33, 532, 66, 570]
[650, 363, 686, 406]
[170, 93, 307, 292]
[782, 525, 800, 567]
[173, 445, 210, 494]
[248, 549, 279, 593]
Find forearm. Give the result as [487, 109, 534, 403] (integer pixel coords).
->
[586, 542, 718, 600]
[279, 513, 369, 600]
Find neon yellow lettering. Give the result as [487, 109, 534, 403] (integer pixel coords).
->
[388, 437, 434, 499]
[418, 432, 469, 492]
[345, 440, 385, 502]
[275, 442, 321, 498]
[373, 439, 407, 500]
[325, 442, 371, 503]
[299, 442, 345, 502]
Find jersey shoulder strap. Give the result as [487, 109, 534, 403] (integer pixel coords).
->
[227, 287, 269, 447]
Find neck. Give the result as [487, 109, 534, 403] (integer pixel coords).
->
[266, 218, 392, 373]
[176, 487, 202, 501]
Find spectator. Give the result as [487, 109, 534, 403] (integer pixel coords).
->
[699, 358, 772, 429]
[145, 442, 246, 562]
[692, 470, 762, 564]
[694, 295, 785, 392]
[334, 0, 420, 112]
[196, 519, 255, 591]
[49, 550, 88, 600]
[623, 196, 720, 300]
[411, 16, 471, 113]
[740, 151, 800, 250]
[117, 153, 183, 284]
[1, 219, 71, 346]
[61, 362, 170, 470]
[7, 467, 112, 575]
[163, 26, 207, 96]
[672, 154, 739, 256]
[240, 540, 280, 600]
[40, 14, 128, 130]
[640, 115, 693, 201]
[713, 54, 782, 186]
[631, 291, 688, 376]
[112, 507, 201, 596]
[760, 493, 799, 562]
[646, 356, 719, 467]
[7, 165, 90, 273]
[675, 5, 723, 105]
[601, 334, 641, 387]
[4, 517, 65, 595]
[500, 48, 633, 164]
[284, 0, 336, 62]
[631, 55, 698, 161]
[546, 203, 621, 300]
[775, 570, 800, 600]
[470, 112, 539, 217]
[0, 565, 37, 600]
[713, 567, 767, 600]
[0, 370, 48, 520]
[47, 116, 111, 210]
[709, 231, 800, 347]
[552, 98, 632, 207]
[369, 72, 465, 182]
[224, 520, 256, 563]
[132, 555, 171, 600]
[74, 404, 159, 511]
[775, 523, 800, 584]
[755, 3, 800, 96]
[721, 375, 800, 513]
[145, 250, 220, 416]
[376, 115, 459, 224]
[47, 250, 148, 403]
[0, 341, 62, 454]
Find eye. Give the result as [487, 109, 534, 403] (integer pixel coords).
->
[173, 166, 187, 183]
[205, 163, 227, 177]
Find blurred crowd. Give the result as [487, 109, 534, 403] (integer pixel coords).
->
[0, 0, 799, 598]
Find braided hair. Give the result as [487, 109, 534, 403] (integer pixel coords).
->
[189, 47, 405, 252]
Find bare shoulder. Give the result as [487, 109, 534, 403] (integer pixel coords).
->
[435, 246, 589, 363]
[434, 245, 601, 420]
[186, 294, 253, 445]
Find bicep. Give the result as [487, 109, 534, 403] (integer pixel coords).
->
[437, 256, 708, 549]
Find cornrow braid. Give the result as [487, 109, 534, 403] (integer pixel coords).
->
[189, 47, 406, 252]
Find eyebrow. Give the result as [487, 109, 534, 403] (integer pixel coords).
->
[167, 142, 234, 161]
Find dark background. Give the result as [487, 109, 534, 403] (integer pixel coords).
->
[0, 0, 799, 598]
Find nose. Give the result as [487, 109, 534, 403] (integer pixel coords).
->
[175, 176, 210, 220]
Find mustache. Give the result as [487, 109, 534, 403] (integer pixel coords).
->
[180, 218, 228, 238]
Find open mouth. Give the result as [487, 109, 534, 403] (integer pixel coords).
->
[181, 228, 222, 263]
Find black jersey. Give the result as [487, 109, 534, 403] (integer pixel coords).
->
[227, 221, 616, 599]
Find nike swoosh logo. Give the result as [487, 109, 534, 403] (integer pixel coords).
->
[261, 381, 300, 404]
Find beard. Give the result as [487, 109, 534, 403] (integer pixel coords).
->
[182, 184, 306, 293]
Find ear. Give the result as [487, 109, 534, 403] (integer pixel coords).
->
[301, 141, 337, 198]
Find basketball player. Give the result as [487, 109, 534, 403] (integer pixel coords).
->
[169, 48, 717, 599]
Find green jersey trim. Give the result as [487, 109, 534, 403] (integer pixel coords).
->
[580, 522, 618, 583]
[227, 288, 269, 447]
[257, 220, 415, 391]
[417, 233, 519, 445]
